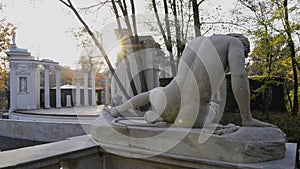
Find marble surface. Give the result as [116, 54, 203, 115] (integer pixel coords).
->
[92, 112, 286, 163]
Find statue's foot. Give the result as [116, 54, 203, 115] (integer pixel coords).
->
[243, 118, 275, 127]
[103, 107, 121, 118]
[144, 111, 163, 123]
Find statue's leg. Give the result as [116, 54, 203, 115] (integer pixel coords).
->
[105, 91, 151, 117]
[103, 107, 121, 118]
[144, 111, 164, 123]
[193, 102, 219, 128]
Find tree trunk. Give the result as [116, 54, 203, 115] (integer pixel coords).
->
[283, 0, 298, 115]
[112, 0, 139, 97]
[129, 0, 149, 94]
[111, 0, 122, 30]
[163, 0, 176, 76]
[117, 0, 149, 96]
[191, 0, 201, 37]
[152, 0, 176, 77]
[285, 80, 293, 111]
[171, 0, 183, 65]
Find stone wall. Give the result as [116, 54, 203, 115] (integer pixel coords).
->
[0, 119, 90, 142]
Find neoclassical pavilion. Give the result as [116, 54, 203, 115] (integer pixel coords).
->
[7, 37, 61, 112]
[6, 35, 100, 117]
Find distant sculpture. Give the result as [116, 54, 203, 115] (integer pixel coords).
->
[20, 77, 27, 93]
[105, 34, 273, 128]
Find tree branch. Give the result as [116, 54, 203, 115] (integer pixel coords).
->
[79, 0, 110, 10]
[111, 0, 122, 30]
[197, 0, 205, 6]
[238, 0, 257, 12]
[116, 0, 125, 12]
[152, 0, 167, 43]
[59, 0, 70, 7]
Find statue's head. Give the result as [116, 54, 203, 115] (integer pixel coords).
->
[227, 33, 250, 58]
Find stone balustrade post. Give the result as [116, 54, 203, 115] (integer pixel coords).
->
[55, 66, 61, 108]
[76, 83, 81, 106]
[91, 70, 97, 106]
[104, 70, 110, 105]
[84, 71, 89, 106]
[44, 65, 50, 109]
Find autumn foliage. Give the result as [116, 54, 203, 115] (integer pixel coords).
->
[0, 3, 15, 91]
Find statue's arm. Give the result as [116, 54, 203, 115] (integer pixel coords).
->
[227, 40, 253, 124]
[228, 40, 274, 127]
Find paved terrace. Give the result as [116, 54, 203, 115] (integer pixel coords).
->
[16, 105, 104, 116]
[10, 106, 104, 124]
[0, 106, 104, 143]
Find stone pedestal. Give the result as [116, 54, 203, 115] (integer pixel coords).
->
[91, 111, 294, 168]
[99, 143, 297, 169]
[66, 95, 72, 108]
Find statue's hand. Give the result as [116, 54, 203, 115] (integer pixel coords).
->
[103, 107, 121, 118]
[243, 118, 275, 127]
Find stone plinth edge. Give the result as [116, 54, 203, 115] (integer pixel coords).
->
[91, 112, 286, 163]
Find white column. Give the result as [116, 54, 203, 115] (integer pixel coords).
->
[44, 65, 50, 109]
[84, 71, 89, 106]
[91, 70, 97, 106]
[55, 66, 61, 108]
[9, 62, 17, 113]
[76, 83, 81, 106]
[105, 70, 110, 105]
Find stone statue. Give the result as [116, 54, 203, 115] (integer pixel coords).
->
[105, 34, 273, 128]
[93, 35, 288, 166]
[20, 77, 27, 93]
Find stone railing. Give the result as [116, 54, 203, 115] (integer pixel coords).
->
[0, 135, 102, 169]
[0, 119, 90, 142]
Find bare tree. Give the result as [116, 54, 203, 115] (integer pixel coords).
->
[171, 0, 183, 61]
[112, 0, 149, 95]
[59, 0, 131, 100]
[111, 0, 139, 97]
[191, 0, 206, 37]
[151, 0, 176, 76]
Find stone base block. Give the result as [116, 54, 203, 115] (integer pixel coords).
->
[92, 114, 286, 163]
[100, 143, 296, 169]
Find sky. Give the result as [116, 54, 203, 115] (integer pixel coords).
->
[1, 0, 235, 69]
[2, 0, 90, 67]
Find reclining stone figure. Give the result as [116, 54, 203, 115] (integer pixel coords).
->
[105, 34, 273, 128]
